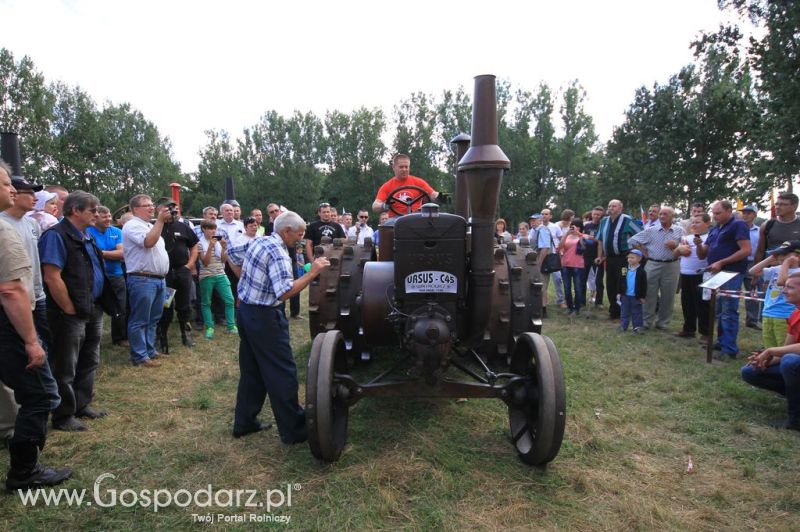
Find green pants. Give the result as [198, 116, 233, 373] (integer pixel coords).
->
[200, 274, 235, 329]
[762, 316, 789, 349]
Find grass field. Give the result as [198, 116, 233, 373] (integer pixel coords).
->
[1, 294, 798, 531]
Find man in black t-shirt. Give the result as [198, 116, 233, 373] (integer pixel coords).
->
[305, 202, 345, 261]
[158, 200, 199, 349]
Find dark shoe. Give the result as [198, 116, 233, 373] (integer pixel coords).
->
[713, 351, 738, 362]
[76, 407, 107, 420]
[6, 464, 72, 491]
[52, 417, 88, 432]
[675, 330, 694, 338]
[772, 419, 800, 431]
[698, 335, 710, 345]
[746, 322, 762, 330]
[232, 421, 273, 438]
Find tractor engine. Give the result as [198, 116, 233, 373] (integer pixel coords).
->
[392, 204, 466, 380]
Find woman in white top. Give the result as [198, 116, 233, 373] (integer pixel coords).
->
[198, 220, 237, 339]
[674, 213, 711, 342]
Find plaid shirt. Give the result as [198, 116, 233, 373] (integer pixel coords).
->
[227, 233, 294, 306]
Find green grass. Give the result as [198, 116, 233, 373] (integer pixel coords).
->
[1, 294, 799, 531]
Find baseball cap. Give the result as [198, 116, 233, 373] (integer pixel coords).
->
[157, 197, 178, 207]
[628, 249, 643, 257]
[739, 204, 758, 213]
[529, 213, 543, 220]
[767, 240, 800, 256]
[34, 190, 57, 210]
[11, 177, 43, 192]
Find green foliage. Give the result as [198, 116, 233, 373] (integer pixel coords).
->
[0, 48, 181, 209]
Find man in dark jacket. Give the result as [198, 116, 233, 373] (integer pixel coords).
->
[39, 191, 112, 431]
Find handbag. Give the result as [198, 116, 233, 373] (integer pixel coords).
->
[541, 252, 562, 274]
[539, 228, 562, 274]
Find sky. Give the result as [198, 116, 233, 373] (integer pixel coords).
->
[1, 0, 732, 174]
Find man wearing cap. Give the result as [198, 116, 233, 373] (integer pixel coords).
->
[530, 213, 556, 316]
[696, 200, 751, 360]
[123, 194, 171, 368]
[157, 199, 199, 349]
[40, 191, 114, 431]
[87, 206, 127, 347]
[628, 206, 685, 330]
[740, 204, 762, 329]
[372, 154, 439, 217]
[0, 175, 52, 354]
[0, 159, 71, 489]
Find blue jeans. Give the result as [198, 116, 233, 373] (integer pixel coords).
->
[127, 276, 166, 364]
[561, 267, 585, 312]
[552, 270, 564, 305]
[620, 295, 643, 330]
[741, 353, 800, 424]
[715, 275, 744, 354]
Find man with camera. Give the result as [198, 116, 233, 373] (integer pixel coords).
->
[122, 194, 171, 368]
[157, 198, 199, 349]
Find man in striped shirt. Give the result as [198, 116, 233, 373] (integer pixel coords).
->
[628, 206, 686, 330]
[226, 211, 329, 443]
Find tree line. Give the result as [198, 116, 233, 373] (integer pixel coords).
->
[1, 0, 796, 225]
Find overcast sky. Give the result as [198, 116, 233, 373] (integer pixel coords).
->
[2, 0, 730, 174]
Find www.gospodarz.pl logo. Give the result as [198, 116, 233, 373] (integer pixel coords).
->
[15, 472, 298, 514]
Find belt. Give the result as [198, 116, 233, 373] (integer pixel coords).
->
[648, 258, 678, 263]
[128, 271, 165, 279]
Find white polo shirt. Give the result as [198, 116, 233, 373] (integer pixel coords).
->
[122, 216, 170, 275]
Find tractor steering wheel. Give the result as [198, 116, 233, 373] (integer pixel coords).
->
[384, 185, 432, 216]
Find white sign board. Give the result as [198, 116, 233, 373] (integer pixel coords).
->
[405, 270, 458, 294]
[699, 271, 740, 290]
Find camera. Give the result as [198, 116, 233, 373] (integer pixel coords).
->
[169, 208, 178, 218]
[212, 235, 222, 241]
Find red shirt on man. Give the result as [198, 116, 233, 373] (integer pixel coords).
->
[375, 175, 435, 217]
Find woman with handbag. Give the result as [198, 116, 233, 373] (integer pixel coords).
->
[559, 220, 586, 315]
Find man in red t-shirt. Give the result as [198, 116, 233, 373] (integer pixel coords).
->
[741, 272, 800, 431]
[372, 154, 438, 217]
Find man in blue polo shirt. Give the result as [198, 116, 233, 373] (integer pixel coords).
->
[40, 191, 110, 431]
[87, 206, 127, 347]
[696, 200, 752, 360]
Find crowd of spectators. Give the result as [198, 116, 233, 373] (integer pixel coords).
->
[1, 147, 798, 491]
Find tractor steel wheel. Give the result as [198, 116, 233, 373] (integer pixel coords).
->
[305, 330, 349, 462]
[507, 332, 566, 466]
[539, 335, 567, 464]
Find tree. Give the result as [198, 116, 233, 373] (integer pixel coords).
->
[0, 48, 54, 176]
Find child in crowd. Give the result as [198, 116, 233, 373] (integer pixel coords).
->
[198, 220, 237, 339]
[748, 241, 800, 348]
[618, 249, 647, 334]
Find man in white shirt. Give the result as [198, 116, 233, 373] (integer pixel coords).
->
[122, 194, 171, 368]
[541, 208, 565, 307]
[347, 209, 374, 245]
[217, 203, 244, 247]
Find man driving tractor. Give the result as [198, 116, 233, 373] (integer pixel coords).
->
[372, 154, 439, 217]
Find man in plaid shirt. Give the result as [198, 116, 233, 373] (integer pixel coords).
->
[227, 211, 329, 443]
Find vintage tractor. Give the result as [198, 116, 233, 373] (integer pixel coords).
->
[306, 75, 566, 466]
